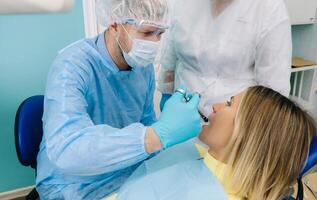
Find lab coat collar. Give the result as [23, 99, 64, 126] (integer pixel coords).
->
[96, 31, 120, 73]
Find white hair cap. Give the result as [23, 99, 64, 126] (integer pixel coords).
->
[96, 0, 169, 29]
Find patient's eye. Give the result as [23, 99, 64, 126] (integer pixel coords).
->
[226, 96, 234, 107]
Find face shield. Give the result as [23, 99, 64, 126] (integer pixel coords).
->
[120, 18, 169, 37]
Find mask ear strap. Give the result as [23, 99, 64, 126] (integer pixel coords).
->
[115, 35, 127, 55]
[120, 23, 134, 41]
[115, 24, 134, 54]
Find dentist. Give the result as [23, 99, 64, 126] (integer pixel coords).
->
[36, 0, 201, 199]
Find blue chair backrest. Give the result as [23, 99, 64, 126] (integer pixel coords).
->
[14, 95, 44, 169]
[301, 136, 317, 176]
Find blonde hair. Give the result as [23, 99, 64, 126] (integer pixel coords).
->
[225, 86, 316, 200]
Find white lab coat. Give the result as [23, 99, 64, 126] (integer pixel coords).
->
[158, 0, 292, 116]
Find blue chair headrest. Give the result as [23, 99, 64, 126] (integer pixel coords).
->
[301, 136, 317, 175]
[14, 95, 44, 168]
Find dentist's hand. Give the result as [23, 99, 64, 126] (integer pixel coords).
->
[159, 93, 172, 111]
[151, 89, 202, 149]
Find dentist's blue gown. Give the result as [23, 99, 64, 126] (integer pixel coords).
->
[36, 32, 156, 200]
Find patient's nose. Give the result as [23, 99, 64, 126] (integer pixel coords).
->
[212, 103, 225, 113]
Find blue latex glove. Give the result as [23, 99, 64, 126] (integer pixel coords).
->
[152, 90, 202, 149]
[160, 93, 172, 111]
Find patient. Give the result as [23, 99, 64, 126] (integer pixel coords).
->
[113, 86, 316, 200]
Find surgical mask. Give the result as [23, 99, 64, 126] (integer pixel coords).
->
[116, 26, 160, 68]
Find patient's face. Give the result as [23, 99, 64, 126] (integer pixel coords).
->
[199, 92, 244, 152]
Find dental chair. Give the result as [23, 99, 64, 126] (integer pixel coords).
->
[301, 136, 317, 176]
[14, 95, 44, 200]
[284, 137, 317, 200]
[13, 95, 317, 200]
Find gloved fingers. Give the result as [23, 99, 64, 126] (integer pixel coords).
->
[175, 85, 188, 95]
[160, 94, 172, 111]
[171, 92, 184, 101]
[185, 93, 193, 103]
[188, 93, 201, 107]
[184, 91, 200, 103]
[172, 86, 188, 101]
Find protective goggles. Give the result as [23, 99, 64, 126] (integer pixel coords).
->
[121, 18, 169, 36]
